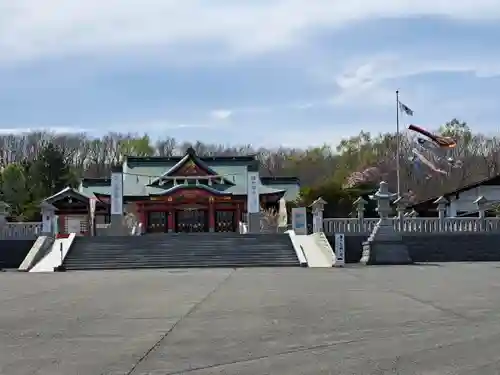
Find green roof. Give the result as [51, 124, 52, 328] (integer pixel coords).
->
[80, 148, 299, 200]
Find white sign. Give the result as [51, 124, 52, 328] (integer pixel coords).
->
[247, 171, 260, 213]
[334, 233, 345, 266]
[111, 172, 123, 215]
[291, 207, 307, 235]
[42, 212, 53, 233]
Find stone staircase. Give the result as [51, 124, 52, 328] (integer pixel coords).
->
[62, 233, 301, 270]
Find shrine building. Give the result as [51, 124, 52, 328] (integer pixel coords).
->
[43, 147, 300, 235]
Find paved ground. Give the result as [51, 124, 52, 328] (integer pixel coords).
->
[3, 264, 500, 374]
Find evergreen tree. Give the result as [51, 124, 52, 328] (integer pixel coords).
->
[29, 143, 77, 200]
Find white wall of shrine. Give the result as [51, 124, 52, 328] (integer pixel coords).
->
[447, 185, 500, 216]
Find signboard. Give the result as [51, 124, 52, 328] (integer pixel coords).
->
[247, 171, 260, 213]
[42, 212, 53, 234]
[111, 172, 123, 215]
[291, 207, 307, 235]
[334, 233, 345, 266]
[182, 191, 198, 199]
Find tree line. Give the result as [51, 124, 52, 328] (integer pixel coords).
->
[0, 118, 498, 220]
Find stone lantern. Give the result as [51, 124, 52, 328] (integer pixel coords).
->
[360, 181, 413, 265]
[309, 197, 327, 233]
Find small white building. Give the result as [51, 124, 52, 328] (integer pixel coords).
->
[411, 175, 500, 217]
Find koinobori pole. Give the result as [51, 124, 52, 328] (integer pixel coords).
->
[396, 90, 401, 198]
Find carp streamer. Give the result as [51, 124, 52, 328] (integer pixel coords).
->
[408, 124, 457, 148]
[411, 148, 448, 176]
[407, 124, 462, 177]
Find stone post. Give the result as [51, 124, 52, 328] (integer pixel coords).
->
[40, 202, 57, 236]
[353, 197, 367, 231]
[393, 196, 408, 231]
[434, 196, 448, 232]
[109, 164, 127, 235]
[474, 196, 488, 231]
[246, 160, 261, 233]
[310, 197, 327, 233]
[360, 181, 412, 265]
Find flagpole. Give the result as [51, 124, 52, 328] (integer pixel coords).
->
[396, 90, 401, 198]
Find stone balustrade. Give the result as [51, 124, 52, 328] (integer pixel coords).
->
[323, 217, 500, 234]
[1, 216, 499, 238]
[1, 222, 42, 239]
[322, 188, 500, 234]
[2, 182, 500, 239]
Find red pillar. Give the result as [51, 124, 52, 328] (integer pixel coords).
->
[167, 209, 174, 233]
[58, 215, 65, 235]
[208, 198, 215, 232]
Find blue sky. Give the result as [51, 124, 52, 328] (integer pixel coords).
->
[0, 0, 500, 148]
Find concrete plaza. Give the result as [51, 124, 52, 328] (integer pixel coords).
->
[2, 264, 500, 374]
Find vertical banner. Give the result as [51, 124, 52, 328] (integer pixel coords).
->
[291, 207, 307, 235]
[334, 233, 345, 266]
[247, 171, 260, 213]
[111, 172, 123, 215]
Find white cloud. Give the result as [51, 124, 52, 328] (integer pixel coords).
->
[208, 106, 272, 120]
[337, 55, 500, 90]
[206, 101, 331, 120]
[0, 126, 88, 134]
[1, 0, 500, 63]
[0, 121, 228, 137]
[209, 109, 232, 120]
[329, 53, 500, 108]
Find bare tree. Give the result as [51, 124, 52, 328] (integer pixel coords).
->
[0, 120, 498, 203]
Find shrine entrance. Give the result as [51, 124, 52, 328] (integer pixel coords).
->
[215, 210, 236, 232]
[147, 212, 167, 233]
[175, 209, 208, 232]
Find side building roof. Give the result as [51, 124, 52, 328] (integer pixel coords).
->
[410, 174, 500, 212]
